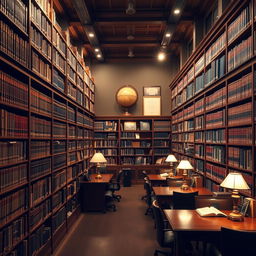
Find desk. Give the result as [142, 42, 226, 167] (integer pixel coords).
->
[147, 174, 183, 186]
[164, 209, 256, 256]
[80, 174, 113, 212]
[153, 187, 212, 208]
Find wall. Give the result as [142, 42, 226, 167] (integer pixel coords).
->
[92, 59, 179, 116]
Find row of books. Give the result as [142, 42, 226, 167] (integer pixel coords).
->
[228, 4, 250, 43]
[0, 0, 28, 33]
[228, 147, 252, 170]
[228, 127, 252, 144]
[67, 49, 76, 70]
[34, 0, 51, 19]
[120, 148, 150, 155]
[53, 68, 65, 92]
[53, 140, 66, 154]
[52, 188, 66, 212]
[205, 87, 226, 111]
[53, 121, 66, 138]
[52, 169, 66, 192]
[0, 188, 27, 227]
[205, 129, 225, 143]
[153, 120, 170, 131]
[53, 48, 66, 74]
[94, 140, 117, 147]
[228, 72, 252, 103]
[53, 154, 66, 170]
[31, 177, 51, 207]
[205, 162, 226, 183]
[205, 110, 225, 128]
[31, 115, 51, 138]
[195, 159, 204, 174]
[227, 36, 252, 72]
[205, 145, 225, 163]
[52, 27, 66, 57]
[0, 214, 27, 254]
[195, 144, 204, 158]
[67, 163, 83, 181]
[195, 98, 204, 116]
[31, 25, 52, 60]
[0, 109, 28, 136]
[154, 148, 170, 155]
[195, 115, 204, 129]
[52, 207, 66, 234]
[0, 20, 29, 67]
[228, 101, 252, 126]
[31, 140, 50, 159]
[183, 120, 194, 131]
[0, 163, 27, 193]
[32, 50, 51, 82]
[0, 70, 28, 108]
[0, 141, 27, 165]
[120, 140, 151, 147]
[31, 157, 51, 180]
[31, 1, 51, 40]
[31, 86, 51, 115]
[153, 141, 169, 147]
[183, 104, 194, 120]
[184, 132, 194, 142]
[54, 99, 66, 120]
[195, 131, 204, 142]
[94, 121, 117, 131]
[121, 156, 151, 165]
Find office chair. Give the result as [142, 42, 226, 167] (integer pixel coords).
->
[172, 191, 198, 209]
[144, 181, 155, 216]
[220, 227, 256, 256]
[108, 169, 123, 202]
[195, 196, 232, 210]
[152, 200, 174, 256]
[141, 170, 148, 200]
[105, 190, 116, 212]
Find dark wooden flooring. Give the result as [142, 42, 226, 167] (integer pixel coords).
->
[53, 184, 166, 256]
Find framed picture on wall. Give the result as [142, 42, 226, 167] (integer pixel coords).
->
[143, 86, 161, 96]
[143, 96, 161, 116]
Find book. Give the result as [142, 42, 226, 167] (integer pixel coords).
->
[196, 206, 227, 217]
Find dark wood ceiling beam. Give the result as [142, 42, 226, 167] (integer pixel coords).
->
[100, 42, 160, 48]
[95, 20, 166, 25]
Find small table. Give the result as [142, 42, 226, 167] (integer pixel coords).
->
[153, 186, 212, 208]
[164, 209, 256, 256]
[80, 174, 113, 212]
[147, 174, 183, 186]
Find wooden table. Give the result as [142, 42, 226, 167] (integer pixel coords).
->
[164, 209, 256, 256]
[147, 174, 183, 186]
[80, 174, 113, 212]
[153, 186, 212, 208]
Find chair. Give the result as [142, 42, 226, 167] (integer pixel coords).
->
[144, 181, 155, 216]
[195, 196, 232, 210]
[105, 190, 116, 212]
[141, 171, 148, 200]
[108, 170, 123, 201]
[172, 191, 198, 209]
[152, 200, 174, 256]
[220, 227, 256, 256]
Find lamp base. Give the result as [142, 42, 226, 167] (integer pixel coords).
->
[180, 184, 190, 190]
[168, 171, 174, 177]
[95, 174, 102, 179]
[227, 210, 244, 222]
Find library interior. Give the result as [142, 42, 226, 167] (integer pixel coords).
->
[1, 0, 256, 255]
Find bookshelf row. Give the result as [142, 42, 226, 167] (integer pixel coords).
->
[0, 0, 96, 255]
[94, 117, 171, 165]
[0, 0, 95, 114]
[170, 0, 256, 197]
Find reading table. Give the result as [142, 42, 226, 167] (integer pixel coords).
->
[147, 174, 183, 186]
[164, 209, 256, 256]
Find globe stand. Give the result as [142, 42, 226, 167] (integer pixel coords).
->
[123, 107, 132, 116]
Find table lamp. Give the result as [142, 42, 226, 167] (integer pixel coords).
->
[165, 154, 177, 177]
[90, 152, 107, 179]
[176, 160, 193, 190]
[220, 172, 250, 221]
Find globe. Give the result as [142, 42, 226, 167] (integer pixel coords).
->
[116, 85, 138, 108]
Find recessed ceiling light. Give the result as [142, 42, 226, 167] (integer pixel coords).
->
[96, 54, 102, 58]
[157, 52, 166, 61]
[88, 33, 94, 38]
[165, 33, 171, 37]
[95, 48, 99, 52]
[174, 9, 180, 15]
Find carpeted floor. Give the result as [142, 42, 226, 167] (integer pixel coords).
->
[53, 184, 167, 256]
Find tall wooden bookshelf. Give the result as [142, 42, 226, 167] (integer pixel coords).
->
[0, 0, 95, 255]
[170, 0, 255, 197]
[94, 116, 171, 183]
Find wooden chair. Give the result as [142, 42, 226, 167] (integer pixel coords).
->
[173, 191, 198, 209]
[195, 196, 233, 210]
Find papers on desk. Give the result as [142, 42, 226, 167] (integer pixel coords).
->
[196, 206, 227, 217]
[160, 173, 169, 177]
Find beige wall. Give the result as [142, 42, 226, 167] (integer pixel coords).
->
[92, 59, 179, 116]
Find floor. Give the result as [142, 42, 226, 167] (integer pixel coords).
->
[53, 184, 167, 256]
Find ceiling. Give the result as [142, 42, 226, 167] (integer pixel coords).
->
[54, 0, 214, 62]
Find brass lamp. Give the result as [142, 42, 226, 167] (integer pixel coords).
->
[165, 154, 177, 177]
[220, 172, 250, 222]
[176, 160, 193, 190]
[90, 152, 107, 179]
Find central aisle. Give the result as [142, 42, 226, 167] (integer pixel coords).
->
[54, 184, 159, 256]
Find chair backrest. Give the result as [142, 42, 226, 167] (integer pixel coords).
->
[221, 227, 256, 256]
[152, 200, 166, 247]
[173, 191, 198, 209]
[144, 181, 152, 196]
[195, 196, 233, 210]
[116, 170, 123, 183]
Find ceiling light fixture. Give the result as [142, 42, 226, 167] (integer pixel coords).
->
[173, 8, 180, 15]
[165, 33, 171, 37]
[88, 33, 94, 38]
[126, 0, 136, 15]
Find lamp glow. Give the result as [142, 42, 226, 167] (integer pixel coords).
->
[177, 160, 193, 190]
[220, 172, 249, 221]
[95, 48, 99, 52]
[88, 33, 94, 38]
[165, 33, 171, 37]
[96, 54, 102, 58]
[173, 9, 180, 15]
[90, 152, 107, 179]
[158, 52, 166, 61]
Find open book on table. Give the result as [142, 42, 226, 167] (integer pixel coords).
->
[196, 206, 227, 217]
